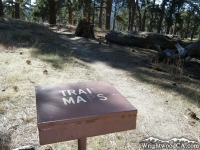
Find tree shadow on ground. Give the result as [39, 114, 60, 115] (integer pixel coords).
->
[56, 32, 200, 106]
[0, 19, 90, 71]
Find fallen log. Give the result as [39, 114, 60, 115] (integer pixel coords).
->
[104, 30, 200, 62]
[153, 40, 200, 63]
[105, 30, 191, 50]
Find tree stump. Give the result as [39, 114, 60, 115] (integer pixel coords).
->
[74, 19, 95, 38]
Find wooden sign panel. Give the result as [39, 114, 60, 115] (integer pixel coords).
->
[36, 80, 137, 145]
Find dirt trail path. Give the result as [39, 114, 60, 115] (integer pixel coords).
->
[58, 30, 200, 148]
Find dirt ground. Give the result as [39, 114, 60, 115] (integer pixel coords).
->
[0, 25, 200, 150]
[58, 28, 200, 145]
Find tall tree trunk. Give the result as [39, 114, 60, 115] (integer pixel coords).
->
[166, 27, 170, 34]
[83, 0, 91, 22]
[11, 0, 14, 18]
[136, 0, 141, 31]
[130, 0, 136, 31]
[128, 7, 131, 30]
[92, 0, 95, 24]
[166, 0, 175, 34]
[87, 2, 91, 22]
[0, 0, 3, 17]
[173, 19, 177, 35]
[173, 7, 181, 36]
[148, 13, 153, 32]
[112, 1, 117, 30]
[185, 12, 192, 39]
[48, 0, 56, 25]
[15, 2, 20, 19]
[148, 0, 155, 32]
[141, 7, 147, 31]
[157, 0, 167, 33]
[190, 24, 197, 41]
[105, 0, 112, 30]
[98, 0, 103, 28]
[67, 0, 73, 25]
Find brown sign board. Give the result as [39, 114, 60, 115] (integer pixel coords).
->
[36, 80, 137, 145]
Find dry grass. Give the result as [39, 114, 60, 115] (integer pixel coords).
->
[0, 18, 56, 48]
[0, 20, 97, 149]
[0, 46, 96, 149]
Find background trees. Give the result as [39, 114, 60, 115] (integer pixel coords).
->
[0, 0, 4, 17]
[1, 0, 200, 39]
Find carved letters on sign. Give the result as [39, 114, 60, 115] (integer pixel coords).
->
[59, 88, 107, 105]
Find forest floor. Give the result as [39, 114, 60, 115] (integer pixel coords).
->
[0, 20, 200, 150]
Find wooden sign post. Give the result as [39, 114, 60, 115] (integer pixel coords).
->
[36, 80, 137, 149]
